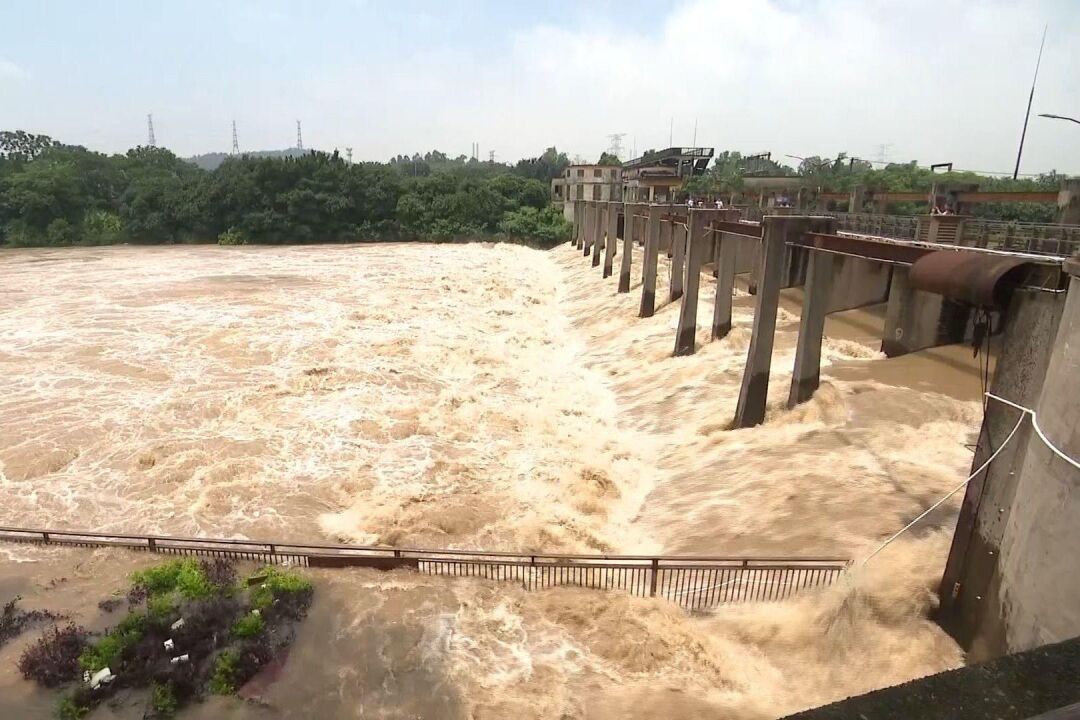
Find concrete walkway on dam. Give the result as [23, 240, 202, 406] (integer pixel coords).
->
[0, 242, 983, 719]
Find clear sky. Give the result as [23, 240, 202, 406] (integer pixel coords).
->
[2, 0, 1077, 174]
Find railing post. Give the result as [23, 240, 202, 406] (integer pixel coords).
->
[268, 543, 276, 555]
[649, 558, 659, 597]
[42, 532, 50, 543]
[147, 538, 156, 552]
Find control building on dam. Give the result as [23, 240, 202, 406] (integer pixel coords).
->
[567, 179, 1080, 670]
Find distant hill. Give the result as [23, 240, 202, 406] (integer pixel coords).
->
[185, 147, 309, 171]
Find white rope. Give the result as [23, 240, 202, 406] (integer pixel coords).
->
[860, 408, 1026, 566]
[670, 573, 745, 598]
[861, 391, 1079, 566]
[985, 392, 1080, 471]
[675, 391, 1079, 594]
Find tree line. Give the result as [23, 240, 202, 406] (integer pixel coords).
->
[0, 131, 574, 248]
[3, 129, 1064, 249]
[682, 150, 1064, 222]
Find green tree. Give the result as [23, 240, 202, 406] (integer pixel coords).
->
[513, 146, 570, 182]
[597, 152, 621, 166]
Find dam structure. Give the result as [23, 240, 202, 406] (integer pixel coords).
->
[1, 185, 1078, 718]
[570, 193, 1080, 675]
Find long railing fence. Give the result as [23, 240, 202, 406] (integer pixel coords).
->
[0, 526, 848, 613]
[728, 208, 1080, 256]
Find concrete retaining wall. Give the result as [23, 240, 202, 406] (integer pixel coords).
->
[996, 259, 1080, 653]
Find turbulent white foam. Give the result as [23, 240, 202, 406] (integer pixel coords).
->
[0, 242, 983, 718]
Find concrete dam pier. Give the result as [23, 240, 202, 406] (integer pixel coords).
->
[571, 197, 1080, 670]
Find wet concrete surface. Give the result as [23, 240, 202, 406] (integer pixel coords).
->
[783, 636, 1080, 720]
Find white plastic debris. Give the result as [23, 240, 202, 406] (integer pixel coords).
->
[89, 667, 114, 689]
[169, 654, 190, 665]
[163, 638, 175, 651]
[170, 618, 185, 631]
[251, 609, 260, 617]
[82, 671, 91, 684]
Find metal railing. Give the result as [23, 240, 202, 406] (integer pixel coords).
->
[0, 526, 848, 612]
[959, 219, 1080, 257]
[756, 210, 1080, 257]
[831, 212, 919, 240]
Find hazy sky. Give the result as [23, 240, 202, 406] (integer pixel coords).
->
[2, 0, 1077, 174]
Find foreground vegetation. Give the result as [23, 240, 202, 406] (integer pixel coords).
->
[0, 130, 573, 247]
[15, 558, 314, 719]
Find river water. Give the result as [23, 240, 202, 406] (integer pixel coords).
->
[0, 242, 981, 718]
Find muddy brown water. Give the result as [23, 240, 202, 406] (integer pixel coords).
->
[0, 243, 983, 718]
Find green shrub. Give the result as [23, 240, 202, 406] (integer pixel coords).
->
[231, 612, 264, 639]
[45, 218, 78, 246]
[131, 561, 186, 596]
[496, 205, 571, 245]
[249, 567, 314, 616]
[208, 650, 238, 695]
[80, 210, 122, 245]
[175, 561, 213, 600]
[151, 682, 179, 717]
[131, 559, 211, 601]
[78, 613, 145, 672]
[217, 228, 247, 245]
[55, 693, 90, 720]
[146, 593, 177, 620]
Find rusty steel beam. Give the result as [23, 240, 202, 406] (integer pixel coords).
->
[795, 232, 933, 265]
[712, 220, 763, 239]
[871, 192, 928, 203]
[955, 191, 1058, 204]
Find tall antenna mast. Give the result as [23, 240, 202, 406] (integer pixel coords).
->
[669, 118, 673, 147]
[231, 120, 239, 155]
[1013, 24, 1048, 180]
[692, 119, 698, 147]
[345, 147, 353, 164]
[147, 114, 156, 147]
[296, 120, 304, 151]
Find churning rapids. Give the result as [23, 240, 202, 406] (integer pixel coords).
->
[0, 243, 983, 718]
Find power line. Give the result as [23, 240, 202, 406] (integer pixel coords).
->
[1038, 113, 1080, 126]
[147, 114, 156, 148]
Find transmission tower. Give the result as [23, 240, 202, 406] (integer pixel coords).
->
[147, 114, 156, 148]
[296, 120, 303, 151]
[607, 133, 626, 159]
[876, 143, 893, 164]
[488, 150, 495, 163]
[345, 147, 353, 164]
[231, 120, 239, 155]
